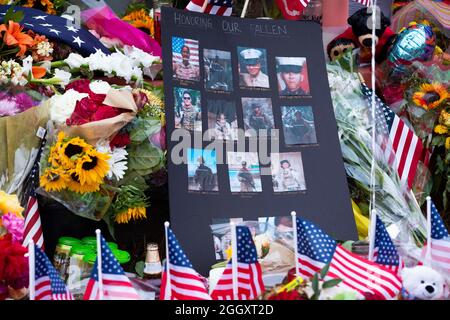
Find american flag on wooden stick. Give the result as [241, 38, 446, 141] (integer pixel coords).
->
[186, 0, 233, 16]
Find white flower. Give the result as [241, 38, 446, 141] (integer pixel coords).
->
[21, 56, 33, 77]
[54, 68, 72, 87]
[65, 53, 87, 69]
[109, 52, 133, 82]
[96, 142, 128, 181]
[87, 50, 112, 73]
[89, 80, 111, 95]
[124, 45, 159, 68]
[49, 89, 88, 124]
[36, 41, 53, 57]
[39, 60, 52, 73]
[100, 37, 123, 49]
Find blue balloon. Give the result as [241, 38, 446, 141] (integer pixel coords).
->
[387, 24, 436, 75]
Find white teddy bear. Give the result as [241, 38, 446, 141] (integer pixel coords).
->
[401, 266, 446, 300]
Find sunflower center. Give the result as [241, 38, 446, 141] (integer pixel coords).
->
[70, 172, 81, 183]
[423, 91, 441, 104]
[82, 157, 98, 170]
[64, 144, 83, 158]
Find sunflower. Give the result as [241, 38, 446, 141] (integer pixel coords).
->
[40, 167, 68, 192]
[24, 0, 56, 15]
[75, 150, 110, 186]
[122, 9, 154, 36]
[439, 110, 450, 127]
[114, 207, 147, 224]
[66, 170, 100, 194]
[434, 124, 448, 135]
[59, 137, 92, 169]
[413, 83, 449, 110]
[48, 132, 66, 167]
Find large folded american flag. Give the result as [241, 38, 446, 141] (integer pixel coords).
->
[160, 228, 211, 300]
[296, 217, 402, 300]
[0, 5, 109, 56]
[34, 244, 73, 300]
[421, 201, 450, 275]
[186, 0, 233, 16]
[83, 235, 140, 300]
[211, 226, 264, 300]
[361, 84, 429, 189]
[373, 216, 403, 275]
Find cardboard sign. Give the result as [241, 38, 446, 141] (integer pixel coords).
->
[162, 7, 357, 275]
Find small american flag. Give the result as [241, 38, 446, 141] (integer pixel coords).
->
[172, 37, 199, 67]
[211, 226, 264, 300]
[186, 0, 233, 16]
[296, 217, 402, 300]
[421, 201, 450, 274]
[373, 216, 403, 275]
[361, 84, 429, 189]
[83, 235, 140, 300]
[34, 244, 73, 300]
[160, 228, 211, 300]
[22, 136, 47, 250]
[0, 5, 109, 56]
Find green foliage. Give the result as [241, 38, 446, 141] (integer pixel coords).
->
[135, 261, 145, 278]
[4, 7, 24, 24]
[129, 117, 161, 143]
[127, 140, 165, 176]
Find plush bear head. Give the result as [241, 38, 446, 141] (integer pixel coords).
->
[401, 266, 445, 300]
[347, 8, 391, 49]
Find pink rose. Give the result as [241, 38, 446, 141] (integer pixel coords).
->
[2, 213, 24, 243]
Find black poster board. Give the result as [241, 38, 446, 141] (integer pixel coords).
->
[162, 7, 357, 275]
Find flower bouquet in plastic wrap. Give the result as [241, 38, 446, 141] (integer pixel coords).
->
[327, 55, 428, 263]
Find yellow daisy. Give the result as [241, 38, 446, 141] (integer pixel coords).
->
[66, 170, 100, 194]
[413, 83, 449, 110]
[40, 167, 68, 192]
[114, 207, 147, 224]
[434, 124, 449, 135]
[75, 150, 110, 186]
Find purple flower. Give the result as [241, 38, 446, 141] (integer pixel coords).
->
[14, 93, 37, 112]
[2, 213, 25, 243]
[0, 99, 19, 117]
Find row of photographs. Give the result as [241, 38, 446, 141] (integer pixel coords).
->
[172, 36, 311, 96]
[187, 149, 307, 193]
[174, 88, 318, 145]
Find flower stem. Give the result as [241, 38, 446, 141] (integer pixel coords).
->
[50, 60, 68, 68]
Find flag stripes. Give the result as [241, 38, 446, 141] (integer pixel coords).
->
[186, 0, 233, 16]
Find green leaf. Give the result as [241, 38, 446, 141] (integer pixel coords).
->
[135, 261, 145, 278]
[320, 263, 330, 279]
[312, 273, 319, 294]
[120, 170, 149, 191]
[128, 141, 164, 176]
[322, 278, 343, 289]
[129, 117, 161, 143]
[4, 7, 24, 24]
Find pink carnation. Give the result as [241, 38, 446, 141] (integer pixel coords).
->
[2, 213, 24, 243]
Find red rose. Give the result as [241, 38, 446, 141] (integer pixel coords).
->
[92, 105, 120, 122]
[133, 91, 149, 111]
[268, 290, 303, 300]
[110, 132, 131, 148]
[67, 97, 99, 125]
[66, 79, 91, 94]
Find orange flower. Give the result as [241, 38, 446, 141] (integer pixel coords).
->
[32, 66, 46, 79]
[24, 0, 56, 15]
[412, 83, 449, 111]
[0, 21, 34, 57]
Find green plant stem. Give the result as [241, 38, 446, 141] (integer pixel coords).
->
[50, 60, 68, 68]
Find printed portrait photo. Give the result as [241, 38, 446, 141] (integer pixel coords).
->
[237, 47, 269, 89]
[204, 49, 233, 92]
[271, 152, 307, 192]
[276, 57, 310, 96]
[174, 87, 202, 132]
[172, 37, 200, 82]
[227, 152, 262, 193]
[281, 106, 318, 145]
[187, 148, 218, 192]
[242, 97, 274, 137]
[207, 99, 238, 141]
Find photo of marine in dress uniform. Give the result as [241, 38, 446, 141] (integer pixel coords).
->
[238, 47, 270, 89]
[172, 37, 200, 81]
[174, 88, 202, 132]
[227, 152, 262, 193]
[204, 49, 233, 91]
[187, 148, 218, 192]
[242, 97, 274, 137]
[276, 57, 310, 96]
[271, 152, 307, 192]
[281, 106, 317, 145]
